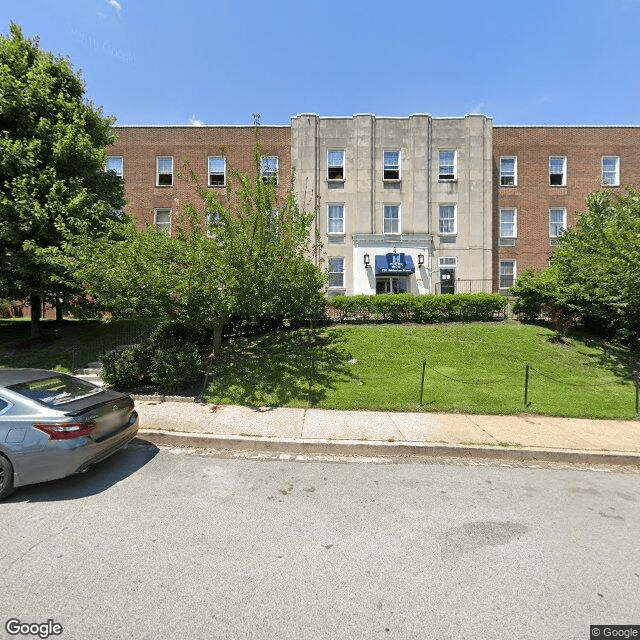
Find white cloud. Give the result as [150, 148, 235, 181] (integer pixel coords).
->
[109, 0, 122, 16]
[190, 115, 204, 126]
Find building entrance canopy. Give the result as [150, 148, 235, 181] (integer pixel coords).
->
[375, 253, 416, 276]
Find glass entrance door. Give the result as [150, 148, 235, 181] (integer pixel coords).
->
[439, 268, 455, 294]
[376, 277, 409, 294]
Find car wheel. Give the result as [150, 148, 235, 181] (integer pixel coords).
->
[0, 454, 14, 500]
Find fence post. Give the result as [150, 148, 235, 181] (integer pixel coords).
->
[308, 354, 316, 406]
[420, 359, 426, 406]
[524, 364, 531, 408]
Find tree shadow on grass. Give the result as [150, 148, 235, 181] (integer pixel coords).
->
[525, 322, 639, 383]
[574, 333, 640, 383]
[205, 328, 357, 407]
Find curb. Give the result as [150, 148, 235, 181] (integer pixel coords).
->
[137, 429, 640, 467]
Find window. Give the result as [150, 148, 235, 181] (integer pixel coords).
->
[208, 156, 226, 187]
[549, 208, 566, 238]
[383, 205, 400, 234]
[0, 397, 12, 416]
[260, 156, 279, 184]
[499, 208, 517, 238]
[499, 260, 516, 290]
[327, 150, 344, 180]
[154, 208, 171, 233]
[328, 257, 345, 288]
[439, 205, 456, 235]
[500, 157, 517, 186]
[549, 156, 566, 186]
[327, 204, 344, 235]
[156, 156, 173, 186]
[383, 150, 400, 180]
[206, 211, 223, 239]
[106, 156, 123, 177]
[438, 150, 456, 180]
[602, 156, 620, 186]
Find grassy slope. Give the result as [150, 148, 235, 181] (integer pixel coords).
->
[0, 318, 156, 372]
[205, 323, 639, 419]
[2, 319, 637, 419]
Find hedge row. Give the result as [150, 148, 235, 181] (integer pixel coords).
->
[327, 293, 507, 324]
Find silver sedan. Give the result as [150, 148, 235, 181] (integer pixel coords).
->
[0, 369, 139, 499]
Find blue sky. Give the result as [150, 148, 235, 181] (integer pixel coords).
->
[2, 0, 640, 126]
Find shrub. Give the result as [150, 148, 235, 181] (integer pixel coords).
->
[327, 292, 507, 324]
[148, 342, 203, 391]
[149, 319, 213, 351]
[100, 344, 152, 389]
[101, 319, 208, 391]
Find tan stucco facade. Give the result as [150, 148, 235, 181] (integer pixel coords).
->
[291, 113, 493, 296]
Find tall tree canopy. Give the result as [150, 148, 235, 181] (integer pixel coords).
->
[0, 23, 125, 336]
[511, 187, 640, 345]
[79, 143, 326, 356]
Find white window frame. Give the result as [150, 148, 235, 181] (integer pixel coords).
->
[106, 156, 123, 178]
[208, 156, 226, 187]
[439, 257, 457, 267]
[156, 156, 173, 187]
[327, 149, 345, 181]
[383, 204, 400, 234]
[383, 150, 400, 181]
[602, 156, 620, 186]
[438, 204, 457, 235]
[499, 260, 516, 290]
[153, 208, 171, 233]
[327, 204, 345, 235]
[549, 207, 566, 238]
[549, 156, 566, 186]
[500, 156, 517, 186]
[327, 257, 345, 289]
[499, 208, 517, 238]
[438, 150, 457, 181]
[260, 156, 279, 185]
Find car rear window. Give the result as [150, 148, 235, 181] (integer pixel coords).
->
[8, 374, 101, 406]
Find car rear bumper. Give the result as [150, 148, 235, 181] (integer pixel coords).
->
[12, 411, 140, 488]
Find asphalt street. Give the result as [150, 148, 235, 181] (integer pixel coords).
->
[1, 441, 639, 640]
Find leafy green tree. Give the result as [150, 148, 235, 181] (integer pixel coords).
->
[511, 188, 640, 344]
[552, 188, 640, 343]
[0, 23, 125, 337]
[79, 143, 325, 357]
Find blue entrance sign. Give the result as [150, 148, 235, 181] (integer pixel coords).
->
[374, 253, 416, 275]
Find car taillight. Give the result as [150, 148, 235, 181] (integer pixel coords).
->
[33, 422, 95, 440]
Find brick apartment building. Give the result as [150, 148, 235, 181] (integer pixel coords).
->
[98, 118, 640, 298]
[493, 125, 640, 292]
[107, 125, 291, 232]
[10, 115, 638, 319]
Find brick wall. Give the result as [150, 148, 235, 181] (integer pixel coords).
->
[108, 125, 292, 231]
[493, 126, 640, 291]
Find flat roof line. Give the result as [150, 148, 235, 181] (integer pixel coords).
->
[494, 124, 640, 128]
[112, 124, 291, 128]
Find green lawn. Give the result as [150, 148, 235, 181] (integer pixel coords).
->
[0, 318, 156, 372]
[3, 318, 638, 419]
[204, 323, 640, 419]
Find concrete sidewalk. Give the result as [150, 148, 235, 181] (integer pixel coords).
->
[133, 400, 640, 466]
